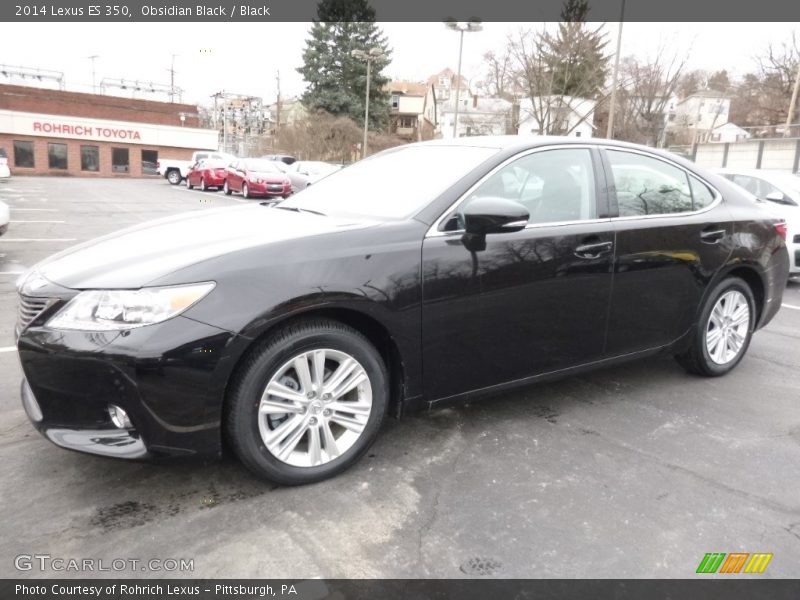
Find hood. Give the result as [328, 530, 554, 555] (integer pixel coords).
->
[34, 204, 374, 289]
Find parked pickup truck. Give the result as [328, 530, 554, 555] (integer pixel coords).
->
[157, 151, 236, 185]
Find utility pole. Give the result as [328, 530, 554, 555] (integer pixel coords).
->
[88, 55, 99, 94]
[786, 62, 800, 137]
[606, 0, 626, 139]
[275, 70, 282, 130]
[167, 54, 177, 103]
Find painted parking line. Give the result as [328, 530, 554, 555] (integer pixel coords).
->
[782, 303, 800, 310]
[0, 271, 25, 275]
[10, 220, 66, 224]
[10, 208, 58, 211]
[0, 346, 17, 353]
[0, 238, 77, 242]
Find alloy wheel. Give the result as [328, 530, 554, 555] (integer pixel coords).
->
[705, 290, 750, 365]
[257, 349, 372, 467]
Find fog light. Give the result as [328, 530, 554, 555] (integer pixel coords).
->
[108, 405, 133, 429]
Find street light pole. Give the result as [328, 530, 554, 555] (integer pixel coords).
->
[453, 30, 464, 138]
[363, 58, 371, 158]
[445, 19, 482, 139]
[606, 0, 626, 139]
[351, 47, 386, 159]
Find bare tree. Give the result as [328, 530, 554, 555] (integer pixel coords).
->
[506, 26, 607, 136]
[614, 49, 687, 147]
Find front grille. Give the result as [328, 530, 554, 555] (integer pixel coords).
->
[17, 295, 52, 331]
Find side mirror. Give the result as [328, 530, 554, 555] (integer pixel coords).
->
[463, 197, 529, 235]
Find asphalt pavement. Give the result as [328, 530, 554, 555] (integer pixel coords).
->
[1, 176, 799, 579]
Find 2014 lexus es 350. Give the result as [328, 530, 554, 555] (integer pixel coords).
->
[16, 137, 789, 485]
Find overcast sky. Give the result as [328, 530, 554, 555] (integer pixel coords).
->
[2, 22, 797, 107]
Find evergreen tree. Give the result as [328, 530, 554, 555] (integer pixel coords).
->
[540, 0, 608, 97]
[298, 0, 391, 130]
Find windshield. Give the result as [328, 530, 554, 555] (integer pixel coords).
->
[278, 145, 498, 219]
[245, 159, 281, 173]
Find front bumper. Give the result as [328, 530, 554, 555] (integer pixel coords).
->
[17, 314, 243, 460]
[248, 181, 290, 197]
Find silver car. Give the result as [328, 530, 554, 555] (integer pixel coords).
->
[285, 161, 344, 193]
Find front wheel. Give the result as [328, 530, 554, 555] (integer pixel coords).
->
[200, 177, 207, 192]
[675, 276, 756, 376]
[187, 179, 194, 190]
[242, 182, 250, 199]
[225, 319, 388, 485]
[223, 180, 232, 195]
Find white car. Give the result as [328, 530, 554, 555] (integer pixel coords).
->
[0, 148, 10, 178]
[0, 200, 9, 236]
[714, 168, 800, 278]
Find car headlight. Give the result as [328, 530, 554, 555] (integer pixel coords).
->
[47, 282, 215, 331]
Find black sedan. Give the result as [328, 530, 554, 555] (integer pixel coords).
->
[15, 137, 789, 485]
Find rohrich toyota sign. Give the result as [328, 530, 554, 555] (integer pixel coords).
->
[0, 109, 218, 149]
[32, 121, 143, 140]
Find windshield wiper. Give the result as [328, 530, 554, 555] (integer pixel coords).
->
[271, 205, 327, 217]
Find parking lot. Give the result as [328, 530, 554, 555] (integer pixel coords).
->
[1, 176, 799, 579]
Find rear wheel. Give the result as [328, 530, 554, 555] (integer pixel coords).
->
[167, 169, 181, 185]
[187, 179, 194, 190]
[200, 177, 207, 192]
[225, 319, 388, 485]
[675, 276, 755, 376]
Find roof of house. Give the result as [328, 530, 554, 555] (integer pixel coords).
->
[426, 68, 470, 89]
[387, 81, 428, 96]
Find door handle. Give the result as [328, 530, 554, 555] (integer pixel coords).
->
[574, 241, 613, 259]
[700, 228, 726, 243]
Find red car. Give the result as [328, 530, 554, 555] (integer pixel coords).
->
[224, 158, 292, 199]
[186, 159, 228, 191]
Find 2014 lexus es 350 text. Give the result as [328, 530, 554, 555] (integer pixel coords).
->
[16, 137, 789, 484]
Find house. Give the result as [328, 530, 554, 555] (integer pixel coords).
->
[426, 68, 471, 126]
[705, 122, 751, 143]
[439, 94, 514, 138]
[386, 81, 437, 141]
[669, 90, 731, 142]
[517, 96, 596, 138]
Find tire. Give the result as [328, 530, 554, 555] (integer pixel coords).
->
[167, 169, 181, 185]
[674, 276, 756, 377]
[223, 180, 232, 195]
[242, 182, 250, 199]
[225, 319, 388, 485]
[200, 177, 207, 192]
[187, 179, 194, 190]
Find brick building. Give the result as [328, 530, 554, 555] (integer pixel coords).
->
[0, 84, 218, 177]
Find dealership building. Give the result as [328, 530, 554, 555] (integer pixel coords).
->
[0, 84, 218, 177]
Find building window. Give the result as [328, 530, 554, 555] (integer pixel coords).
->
[48, 143, 68, 170]
[575, 131, 582, 137]
[141, 150, 158, 175]
[112, 147, 129, 173]
[80, 146, 100, 172]
[13, 140, 34, 168]
[391, 95, 400, 109]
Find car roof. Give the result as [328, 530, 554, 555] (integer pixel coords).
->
[410, 135, 685, 155]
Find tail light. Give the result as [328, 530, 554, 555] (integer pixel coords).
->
[774, 221, 787, 241]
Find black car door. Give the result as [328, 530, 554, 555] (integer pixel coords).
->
[601, 147, 735, 355]
[421, 146, 615, 402]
